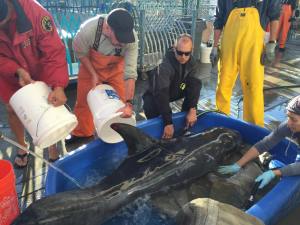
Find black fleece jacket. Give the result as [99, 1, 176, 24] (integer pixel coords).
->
[147, 49, 202, 125]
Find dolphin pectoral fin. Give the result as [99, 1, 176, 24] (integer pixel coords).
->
[111, 123, 158, 156]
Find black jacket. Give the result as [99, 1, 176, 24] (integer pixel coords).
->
[214, 0, 281, 31]
[147, 49, 202, 125]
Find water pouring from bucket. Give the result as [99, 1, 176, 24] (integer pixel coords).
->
[87, 84, 136, 143]
[9, 81, 78, 149]
[0, 131, 84, 189]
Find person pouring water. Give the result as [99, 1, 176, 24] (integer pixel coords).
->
[0, 0, 69, 168]
[218, 95, 300, 189]
[65, 8, 138, 145]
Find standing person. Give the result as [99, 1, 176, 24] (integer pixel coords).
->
[210, 0, 281, 127]
[0, 0, 69, 168]
[277, 0, 297, 51]
[142, 34, 202, 139]
[65, 8, 138, 144]
[218, 95, 300, 189]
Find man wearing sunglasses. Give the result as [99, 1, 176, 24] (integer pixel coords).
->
[143, 34, 202, 139]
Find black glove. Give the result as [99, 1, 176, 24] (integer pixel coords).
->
[210, 47, 219, 67]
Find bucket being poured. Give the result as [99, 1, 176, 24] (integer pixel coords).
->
[87, 84, 136, 143]
[0, 160, 20, 225]
[9, 81, 78, 148]
[200, 43, 213, 64]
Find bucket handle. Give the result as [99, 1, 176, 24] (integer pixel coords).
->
[64, 103, 74, 113]
[35, 104, 74, 138]
[36, 106, 51, 138]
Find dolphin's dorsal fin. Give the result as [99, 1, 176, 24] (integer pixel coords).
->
[111, 123, 158, 156]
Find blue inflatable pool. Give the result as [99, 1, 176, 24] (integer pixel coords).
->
[45, 112, 300, 225]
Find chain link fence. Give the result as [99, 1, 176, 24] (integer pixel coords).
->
[38, 0, 215, 76]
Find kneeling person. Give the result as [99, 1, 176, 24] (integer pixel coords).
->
[143, 34, 202, 139]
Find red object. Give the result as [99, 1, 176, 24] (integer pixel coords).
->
[0, 0, 69, 103]
[0, 160, 20, 225]
[277, 4, 293, 48]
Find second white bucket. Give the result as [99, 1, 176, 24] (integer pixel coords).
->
[87, 84, 136, 143]
[200, 43, 213, 64]
[9, 81, 78, 149]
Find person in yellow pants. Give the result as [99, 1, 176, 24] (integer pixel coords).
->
[277, 0, 297, 51]
[210, 0, 281, 127]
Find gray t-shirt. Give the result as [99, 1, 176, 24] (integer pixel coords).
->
[73, 15, 138, 80]
[254, 121, 300, 177]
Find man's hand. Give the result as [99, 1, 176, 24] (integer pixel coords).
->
[162, 124, 174, 139]
[16, 68, 34, 86]
[210, 47, 219, 67]
[48, 87, 67, 107]
[218, 163, 241, 174]
[264, 42, 277, 64]
[255, 170, 276, 189]
[186, 108, 197, 128]
[117, 103, 133, 118]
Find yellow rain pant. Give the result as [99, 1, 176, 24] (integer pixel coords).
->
[216, 8, 265, 127]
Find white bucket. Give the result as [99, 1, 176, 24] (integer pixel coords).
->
[9, 81, 78, 149]
[200, 43, 213, 63]
[87, 84, 136, 143]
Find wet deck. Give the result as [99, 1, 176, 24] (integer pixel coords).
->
[0, 36, 300, 224]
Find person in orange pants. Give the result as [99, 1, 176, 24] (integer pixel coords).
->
[277, 0, 297, 51]
[65, 8, 138, 145]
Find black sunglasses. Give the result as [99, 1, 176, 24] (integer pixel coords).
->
[175, 49, 192, 56]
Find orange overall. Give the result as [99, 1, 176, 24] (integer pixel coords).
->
[277, 4, 293, 48]
[72, 49, 125, 137]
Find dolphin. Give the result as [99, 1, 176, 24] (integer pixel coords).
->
[12, 125, 242, 225]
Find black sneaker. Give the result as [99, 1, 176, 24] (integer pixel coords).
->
[65, 134, 94, 145]
[279, 47, 285, 52]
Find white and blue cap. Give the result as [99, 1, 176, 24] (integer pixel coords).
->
[0, 0, 8, 22]
[286, 95, 300, 115]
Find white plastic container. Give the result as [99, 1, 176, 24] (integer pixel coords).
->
[9, 81, 78, 148]
[200, 43, 213, 63]
[87, 84, 136, 143]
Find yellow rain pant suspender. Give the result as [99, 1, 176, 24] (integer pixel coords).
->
[216, 8, 265, 127]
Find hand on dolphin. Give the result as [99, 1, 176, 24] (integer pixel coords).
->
[186, 108, 197, 128]
[255, 170, 276, 189]
[218, 163, 241, 174]
[162, 124, 174, 139]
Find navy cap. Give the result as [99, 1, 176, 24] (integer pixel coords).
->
[0, 0, 8, 22]
[107, 8, 135, 44]
[286, 96, 300, 115]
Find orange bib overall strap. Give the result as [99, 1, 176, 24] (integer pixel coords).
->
[72, 18, 125, 137]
